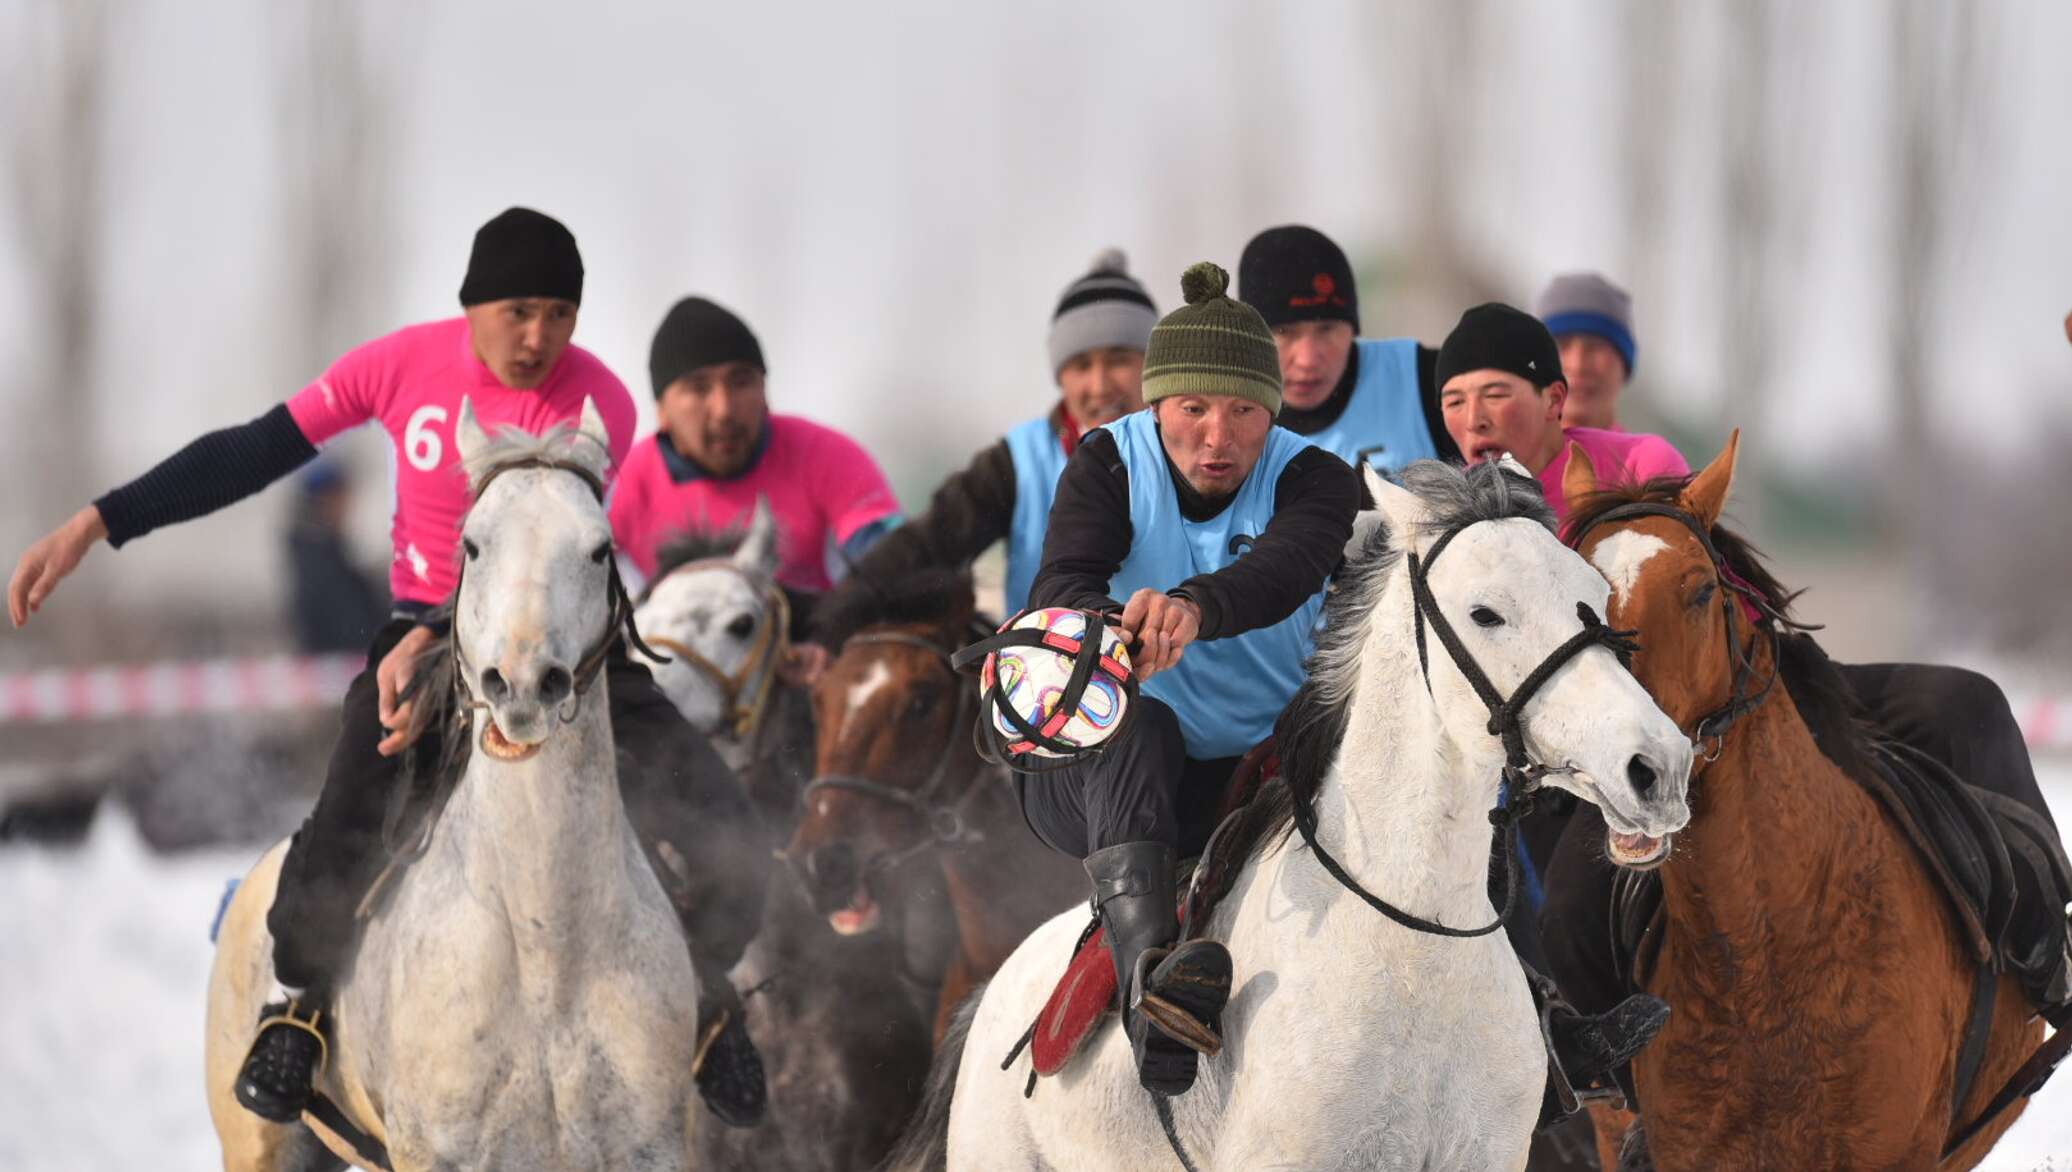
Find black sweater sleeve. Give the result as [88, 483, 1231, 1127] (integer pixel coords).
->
[1417, 344, 1462, 463]
[1026, 429, 1133, 615]
[849, 439, 1017, 581]
[1175, 447, 1358, 640]
[94, 404, 318, 548]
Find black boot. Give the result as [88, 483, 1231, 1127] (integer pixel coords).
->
[1086, 841, 1232, 1097]
[235, 999, 329, 1123]
[1526, 964, 1668, 1128]
[693, 973, 767, 1128]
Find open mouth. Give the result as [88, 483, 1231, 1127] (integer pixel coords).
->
[1469, 443, 1509, 464]
[480, 718, 543, 763]
[827, 887, 881, 936]
[1605, 828, 1671, 869]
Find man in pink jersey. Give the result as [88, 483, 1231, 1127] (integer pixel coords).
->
[611, 296, 902, 607]
[1433, 301, 1689, 525]
[7, 208, 772, 1127]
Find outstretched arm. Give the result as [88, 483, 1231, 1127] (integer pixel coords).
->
[1026, 429, 1132, 614]
[848, 439, 1016, 579]
[8, 404, 317, 626]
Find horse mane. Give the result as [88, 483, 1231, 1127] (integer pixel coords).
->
[460, 418, 611, 496]
[1562, 477, 1880, 780]
[813, 566, 977, 649]
[1220, 459, 1549, 871]
[641, 530, 754, 603]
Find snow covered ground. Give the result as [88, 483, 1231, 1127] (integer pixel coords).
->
[2, 769, 2069, 1170]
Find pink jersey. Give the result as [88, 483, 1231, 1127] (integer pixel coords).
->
[285, 317, 637, 607]
[1537, 426, 1690, 525]
[610, 414, 901, 593]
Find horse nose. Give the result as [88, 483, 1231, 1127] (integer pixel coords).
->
[808, 841, 858, 897]
[480, 667, 511, 703]
[1627, 753, 1659, 799]
[538, 665, 573, 707]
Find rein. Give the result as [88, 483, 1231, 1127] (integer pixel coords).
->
[1291, 517, 1641, 939]
[802, 630, 985, 872]
[641, 557, 793, 743]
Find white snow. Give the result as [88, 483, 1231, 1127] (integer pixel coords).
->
[2, 773, 2069, 1170]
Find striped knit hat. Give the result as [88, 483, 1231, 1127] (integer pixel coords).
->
[1141, 262, 1283, 415]
[1047, 249, 1158, 375]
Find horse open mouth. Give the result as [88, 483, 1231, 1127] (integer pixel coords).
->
[828, 887, 882, 936]
[1606, 829, 1670, 869]
[480, 719, 543, 763]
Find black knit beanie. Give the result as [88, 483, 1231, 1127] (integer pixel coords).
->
[1434, 303, 1565, 391]
[1237, 224, 1359, 332]
[457, 207, 584, 307]
[649, 296, 766, 397]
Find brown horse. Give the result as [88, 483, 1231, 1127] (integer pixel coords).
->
[1555, 432, 2044, 1171]
[786, 569, 1082, 1040]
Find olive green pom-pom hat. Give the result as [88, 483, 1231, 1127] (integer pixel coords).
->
[1140, 261, 1284, 415]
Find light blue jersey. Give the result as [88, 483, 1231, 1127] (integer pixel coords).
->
[1003, 415, 1070, 613]
[1300, 338, 1438, 474]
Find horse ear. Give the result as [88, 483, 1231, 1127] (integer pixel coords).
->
[455, 397, 492, 479]
[565, 396, 613, 480]
[1562, 440, 1600, 504]
[1682, 428, 1741, 529]
[1365, 466, 1428, 553]
[735, 496, 781, 575]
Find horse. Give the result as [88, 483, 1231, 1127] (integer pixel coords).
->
[206, 400, 702, 1171]
[889, 459, 1695, 1172]
[787, 567, 1083, 1041]
[1556, 433, 2046, 1170]
[634, 513, 938, 1172]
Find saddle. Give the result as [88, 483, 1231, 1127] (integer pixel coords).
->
[1015, 742, 1281, 1086]
[1612, 693, 2072, 1015]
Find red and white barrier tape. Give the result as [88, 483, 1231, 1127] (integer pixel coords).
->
[3, 656, 2071, 749]
[1, 655, 362, 725]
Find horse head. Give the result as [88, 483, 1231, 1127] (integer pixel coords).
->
[450, 396, 619, 760]
[788, 569, 981, 935]
[633, 498, 790, 745]
[1365, 460, 1693, 868]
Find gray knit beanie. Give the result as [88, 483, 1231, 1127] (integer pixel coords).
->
[1534, 272, 1637, 374]
[1047, 248, 1158, 376]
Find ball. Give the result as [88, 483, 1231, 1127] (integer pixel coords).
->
[981, 608, 1135, 757]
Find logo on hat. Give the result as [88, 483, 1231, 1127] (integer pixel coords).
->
[1290, 272, 1348, 310]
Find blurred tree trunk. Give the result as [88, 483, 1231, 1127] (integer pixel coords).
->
[1619, 0, 1675, 345]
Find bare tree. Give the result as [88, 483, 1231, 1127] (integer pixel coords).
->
[1619, 0, 1675, 374]
[7, 0, 109, 535]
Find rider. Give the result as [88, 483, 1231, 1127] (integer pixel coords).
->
[6, 208, 773, 1128]
[1236, 224, 1461, 473]
[609, 295, 904, 633]
[1019, 260, 1357, 1096]
[846, 248, 1157, 612]
[1534, 271, 1636, 431]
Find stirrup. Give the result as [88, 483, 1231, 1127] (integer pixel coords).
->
[1130, 945, 1227, 1058]
[256, 1002, 330, 1079]
[690, 1006, 730, 1080]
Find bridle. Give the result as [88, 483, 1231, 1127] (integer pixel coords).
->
[801, 630, 985, 875]
[1289, 516, 1643, 938]
[640, 558, 792, 743]
[448, 456, 663, 726]
[1566, 501, 1804, 764]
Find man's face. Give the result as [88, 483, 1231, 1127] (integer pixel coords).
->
[1155, 395, 1274, 497]
[1056, 346, 1145, 430]
[464, 298, 579, 390]
[1555, 333, 1626, 430]
[659, 361, 770, 476]
[1440, 369, 1567, 471]
[1272, 319, 1355, 411]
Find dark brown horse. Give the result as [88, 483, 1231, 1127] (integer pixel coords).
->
[1556, 432, 2044, 1170]
[787, 569, 1083, 1040]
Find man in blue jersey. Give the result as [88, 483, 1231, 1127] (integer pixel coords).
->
[1019, 261, 1359, 1096]
[848, 249, 1157, 610]
[1237, 224, 1461, 472]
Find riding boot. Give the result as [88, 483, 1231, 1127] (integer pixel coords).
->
[692, 966, 768, 1128]
[1086, 841, 1233, 1097]
[1525, 963, 1668, 1129]
[235, 988, 330, 1123]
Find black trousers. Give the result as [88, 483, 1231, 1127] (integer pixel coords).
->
[267, 618, 770, 997]
[1015, 696, 1239, 863]
[1540, 661, 2051, 1016]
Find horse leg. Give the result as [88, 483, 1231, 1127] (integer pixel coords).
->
[1586, 1105, 1638, 1172]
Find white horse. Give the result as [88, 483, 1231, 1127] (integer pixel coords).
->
[893, 460, 1695, 1172]
[206, 399, 701, 1171]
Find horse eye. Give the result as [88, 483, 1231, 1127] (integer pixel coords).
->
[1692, 582, 1718, 608]
[463, 538, 481, 561]
[1470, 606, 1505, 629]
[726, 614, 756, 640]
[589, 541, 611, 564]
